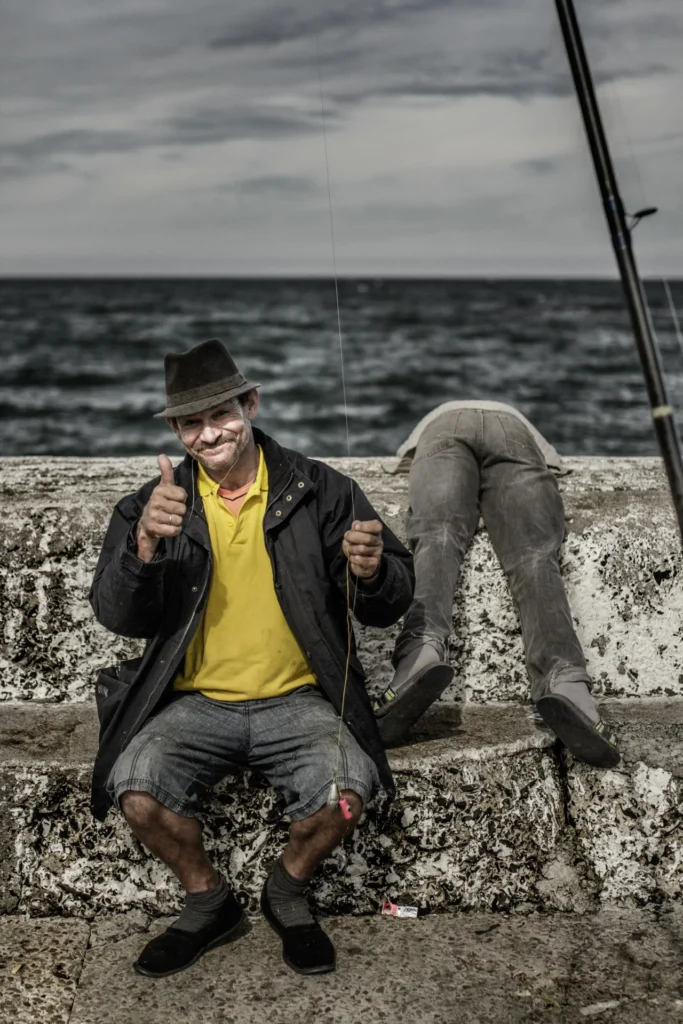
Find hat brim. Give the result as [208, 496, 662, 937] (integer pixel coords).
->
[153, 381, 260, 419]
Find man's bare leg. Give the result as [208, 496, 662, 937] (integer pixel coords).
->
[264, 790, 361, 935]
[121, 790, 245, 977]
[283, 789, 362, 880]
[120, 790, 219, 892]
[121, 787, 361, 893]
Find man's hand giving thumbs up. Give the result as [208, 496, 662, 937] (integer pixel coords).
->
[136, 455, 188, 562]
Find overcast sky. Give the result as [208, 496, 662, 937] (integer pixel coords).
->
[1, 0, 681, 276]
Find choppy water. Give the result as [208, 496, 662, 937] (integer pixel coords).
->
[2, 277, 683, 458]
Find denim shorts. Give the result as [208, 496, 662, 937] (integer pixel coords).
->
[107, 686, 378, 821]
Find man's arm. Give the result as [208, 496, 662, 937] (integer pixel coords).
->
[90, 455, 187, 638]
[318, 468, 414, 628]
[89, 496, 169, 639]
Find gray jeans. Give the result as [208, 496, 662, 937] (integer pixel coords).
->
[395, 409, 590, 701]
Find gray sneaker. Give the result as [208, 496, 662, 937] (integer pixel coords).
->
[374, 644, 454, 747]
[535, 687, 620, 768]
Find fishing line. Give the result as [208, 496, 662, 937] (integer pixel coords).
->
[598, 35, 683, 414]
[316, 36, 355, 485]
[663, 279, 683, 361]
[315, 34, 360, 822]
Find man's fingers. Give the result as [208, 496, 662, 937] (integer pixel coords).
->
[155, 485, 188, 505]
[151, 498, 188, 518]
[150, 524, 183, 538]
[351, 519, 383, 534]
[141, 521, 183, 539]
[157, 454, 175, 486]
[348, 557, 381, 578]
[349, 555, 379, 570]
[344, 530, 382, 549]
[345, 540, 381, 556]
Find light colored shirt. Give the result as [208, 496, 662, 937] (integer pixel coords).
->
[392, 401, 564, 475]
[174, 448, 316, 701]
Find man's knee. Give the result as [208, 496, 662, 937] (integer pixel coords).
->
[120, 789, 164, 829]
[291, 789, 363, 839]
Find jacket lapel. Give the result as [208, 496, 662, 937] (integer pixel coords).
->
[176, 454, 211, 551]
[254, 428, 314, 529]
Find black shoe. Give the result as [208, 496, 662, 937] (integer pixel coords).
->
[374, 664, 454, 747]
[535, 693, 620, 768]
[260, 880, 336, 975]
[134, 892, 246, 978]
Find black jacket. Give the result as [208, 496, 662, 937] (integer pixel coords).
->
[88, 428, 414, 820]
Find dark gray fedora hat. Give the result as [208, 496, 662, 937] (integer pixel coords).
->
[154, 338, 260, 419]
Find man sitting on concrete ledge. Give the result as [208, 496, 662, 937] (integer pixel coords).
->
[374, 400, 620, 769]
[89, 338, 413, 979]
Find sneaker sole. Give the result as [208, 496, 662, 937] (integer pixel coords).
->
[535, 694, 620, 768]
[133, 912, 247, 978]
[282, 952, 336, 976]
[376, 664, 455, 747]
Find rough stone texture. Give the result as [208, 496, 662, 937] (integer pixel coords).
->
[0, 917, 90, 1024]
[65, 909, 683, 1024]
[566, 698, 683, 907]
[0, 704, 99, 765]
[0, 702, 568, 918]
[1, 456, 682, 704]
[2, 699, 682, 919]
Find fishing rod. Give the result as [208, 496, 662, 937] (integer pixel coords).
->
[555, 0, 683, 546]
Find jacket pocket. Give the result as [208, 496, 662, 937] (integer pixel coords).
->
[95, 656, 143, 734]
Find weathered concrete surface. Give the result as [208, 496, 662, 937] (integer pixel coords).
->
[15, 909, 680, 1024]
[0, 917, 90, 1024]
[1, 699, 681, 918]
[0, 702, 567, 918]
[565, 699, 683, 906]
[1, 456, 682, 705]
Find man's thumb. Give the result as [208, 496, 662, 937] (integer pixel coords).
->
[157, 454, 174, 485]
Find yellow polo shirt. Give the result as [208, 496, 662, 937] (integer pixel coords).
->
[173, 448, 316, 701]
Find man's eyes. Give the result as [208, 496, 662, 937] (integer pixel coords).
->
[181, 409, 234, 430]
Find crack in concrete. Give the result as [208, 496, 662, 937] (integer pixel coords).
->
[558, 927, 594, 1022]
[65, 922, 92, 1024]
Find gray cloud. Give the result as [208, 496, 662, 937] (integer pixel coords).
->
[5, 129, 140, 160]
[222, 174, 320, 196]
[208, 0, 469, 50]
[0, 106, 339, 179]
[519, 158, 558, 175]
[371, 61, 671, 101]
[166, 106, 335, 145]
[0, 0, 680, 274]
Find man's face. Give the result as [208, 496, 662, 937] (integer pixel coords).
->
[172, 391, 259, 474]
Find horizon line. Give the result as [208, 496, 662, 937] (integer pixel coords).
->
[1, 273, 682, 283]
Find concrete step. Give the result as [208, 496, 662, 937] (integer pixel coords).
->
[1, 456, 682, 705]
[2, 909, 682, 1024]
[0, 698, 680, 918]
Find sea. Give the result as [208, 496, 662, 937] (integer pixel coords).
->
[2, 277, 683, 459]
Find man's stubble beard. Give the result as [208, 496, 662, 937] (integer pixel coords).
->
[191, 418, 254, 480]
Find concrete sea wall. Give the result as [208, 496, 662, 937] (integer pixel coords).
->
[1, 455, 681, 704]
[0, 456, 681, 917]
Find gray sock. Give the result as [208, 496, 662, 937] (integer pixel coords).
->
[266, 859, 315, 929]
[551, 680, 600, 724]
[175, 874, 230, 933]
